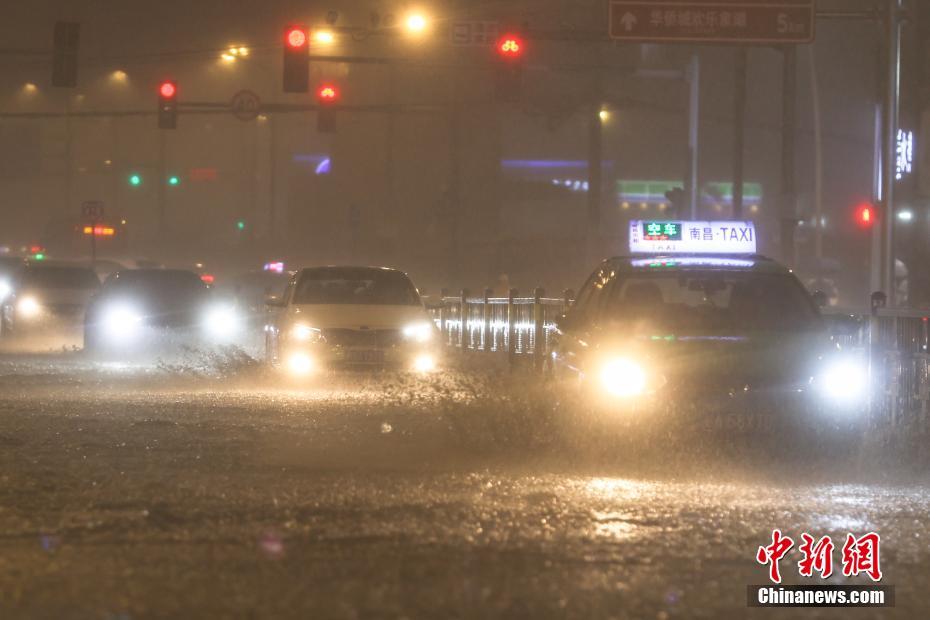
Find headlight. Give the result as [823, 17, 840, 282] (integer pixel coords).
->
[291, 323, 322, 343]
[0, 280, 10, 301]
[599, 357, 648, 398]
[287, 352, 315, 376]
[103, 305, 142, 339]
[204, 305, 240, 338]
[17, 296, 41, 318]
[403, 321, 434, 343]
[817, 358, 868, 403]
[412, 352, 437, 373]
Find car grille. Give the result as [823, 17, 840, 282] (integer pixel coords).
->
[321, 328, 403, 348]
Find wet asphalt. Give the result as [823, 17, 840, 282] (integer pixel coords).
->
[0, 349, 927, 619]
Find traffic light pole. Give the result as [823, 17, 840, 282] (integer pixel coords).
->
[881, 0, 903, 306]
[732, 48, 747, 219]
[686, 55, 700, 220]
[780, 46, 797, 267]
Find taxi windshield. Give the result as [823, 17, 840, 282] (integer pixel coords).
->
[293, 268, 421, 306]
[606, 271, 819, 334]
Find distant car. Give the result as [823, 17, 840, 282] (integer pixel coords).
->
[1, 262, 101, 339]
[0, 256, 27, 303]
[265, 266, 440, 375]
[83, 269, 242, 353]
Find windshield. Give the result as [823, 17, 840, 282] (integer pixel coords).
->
[605, 271, 820, 334]
[103, 270, 207, 300]
[293, 268, 421, 306]
[21, 267, 100, 290]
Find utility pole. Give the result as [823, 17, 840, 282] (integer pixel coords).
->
[780, 46, 797, 266]
[586, 102, 603, 265]
[881, 0, 903, 305]
[732, 48, 747, 219]
[157, 132, 166, 236]
[686, 55, 700, 219]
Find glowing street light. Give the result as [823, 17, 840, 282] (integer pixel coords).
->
[110, 70, 128, 84]
[598, 108, 610, 122]
[404, 12, 429, 34]
[312, 29, 335, 45]
[22, 82, 38, 94]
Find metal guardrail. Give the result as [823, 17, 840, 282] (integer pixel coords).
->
[426, 288, 573, 368]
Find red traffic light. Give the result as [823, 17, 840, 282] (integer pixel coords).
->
[855, 202, 875, 228]
[497, 34, 524, 58]
[286, 27, 307, 49]
[159, 81, 176, 99]
[317, 83, 338, 102]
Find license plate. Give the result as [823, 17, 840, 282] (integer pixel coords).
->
[346, 350, 384, 364]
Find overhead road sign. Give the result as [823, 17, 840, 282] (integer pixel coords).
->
[609, 1, 815, 45]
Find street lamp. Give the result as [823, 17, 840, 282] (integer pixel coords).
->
[312, 29, 336, 45]
[404, 12, 429, 35]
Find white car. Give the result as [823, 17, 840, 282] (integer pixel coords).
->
[1, 262, 101, 341]
[266, 266, 440, 375]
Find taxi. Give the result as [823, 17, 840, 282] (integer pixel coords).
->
[265, 266, 440, 376]
[551, 220, 866, 433]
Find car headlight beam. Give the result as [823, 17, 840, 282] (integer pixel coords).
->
[818, 358, 868, 403]
[291, 323, 322, 343]
[17, 296, 41, 318]
[413, 352, 437, 374]
[103, 305, 142, 339]
[402, 321, 434, 343]
[204, 305, 240, 339]
[599, 357, 648, 398]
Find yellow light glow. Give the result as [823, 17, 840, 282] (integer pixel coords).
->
[17, 296, 41, 318]
[413, 353, 437, 373]
[405, 13, 429, 34]
[287, 352, 314, 376]
[22, 83, 38, 94]
[221, 53, 236, 63]
[237, 46, 249, 56]
[110, 70, 128, 84]
[598, 108, 610, 122]
[599, 357, 647, 398]
[312, 30, 336, 45]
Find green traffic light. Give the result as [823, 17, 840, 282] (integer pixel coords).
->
[129, 173, 142, 186]
[167, 175, 180, 186]
[33, 253, 45, 261]
[236, 220, 246, 230]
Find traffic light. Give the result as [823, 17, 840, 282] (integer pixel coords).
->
[128, 173, 142, 186]
[167, 175, 180, 186]
[52, 22, 80, 87]
[317, 83, 339, 133]
[283, 25, 310, 93]
[236, 219, 246, 231]
[157, 80, 178, 129]
[494, 33, 525, 102]
[855, 202, 875, 229]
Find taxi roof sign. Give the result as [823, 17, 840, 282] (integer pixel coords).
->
[628, 220, 756, 254]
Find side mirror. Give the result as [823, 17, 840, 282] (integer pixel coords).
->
[264, 295, 285, 308]
[811, 290, 828, 308]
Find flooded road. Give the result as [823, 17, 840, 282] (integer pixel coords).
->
[0, 351, 926, 618]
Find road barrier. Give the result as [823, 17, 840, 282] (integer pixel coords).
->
[426, 288, 572, 370]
